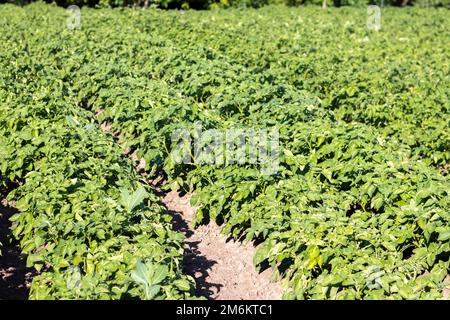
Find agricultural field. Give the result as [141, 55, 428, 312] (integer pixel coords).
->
[0, 3, 449, 300]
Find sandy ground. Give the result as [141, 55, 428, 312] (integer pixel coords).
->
[444, 275, 450, 300]
[163, 191, 284, 300]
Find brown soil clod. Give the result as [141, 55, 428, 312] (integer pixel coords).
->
[163, 191, 284, 300]
[440, 163, 450, 174]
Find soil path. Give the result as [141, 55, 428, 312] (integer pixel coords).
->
[163, 190, 284, 300]
[0, 200, 34, 299]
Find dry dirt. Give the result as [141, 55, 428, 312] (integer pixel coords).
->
[444, 275, 450, 300]
[163, 190, 284, 300]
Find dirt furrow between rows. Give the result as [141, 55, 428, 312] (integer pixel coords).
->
[0, 199, 34, 300]
[163, 190, 283, 300]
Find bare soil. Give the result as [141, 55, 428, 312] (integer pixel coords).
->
[0, 199, 34, 300]
[444, 275, 450, 300]
[163, 190, 284, 300]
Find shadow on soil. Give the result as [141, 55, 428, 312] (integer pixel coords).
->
[0, 201, 33, 300]
[167, 208, 223, 299]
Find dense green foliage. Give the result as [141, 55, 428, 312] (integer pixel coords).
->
[0, 4, 196, 299]
[1, 3, 449, 299]
[1, 0, 449, 9]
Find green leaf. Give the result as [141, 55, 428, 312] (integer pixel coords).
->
[150, 265, 169, 285]
[130, 260, 149, 286]
[173, 279, 192, 291]
[253, 241, 271, 267]
[437, 230, 450, 241]
[121, 187, 147, 212]
[146, 285, 161, 300]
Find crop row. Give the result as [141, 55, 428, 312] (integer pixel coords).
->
[0, 4, 195, 299]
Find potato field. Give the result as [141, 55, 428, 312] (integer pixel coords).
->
[0, 3, 449, 300]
